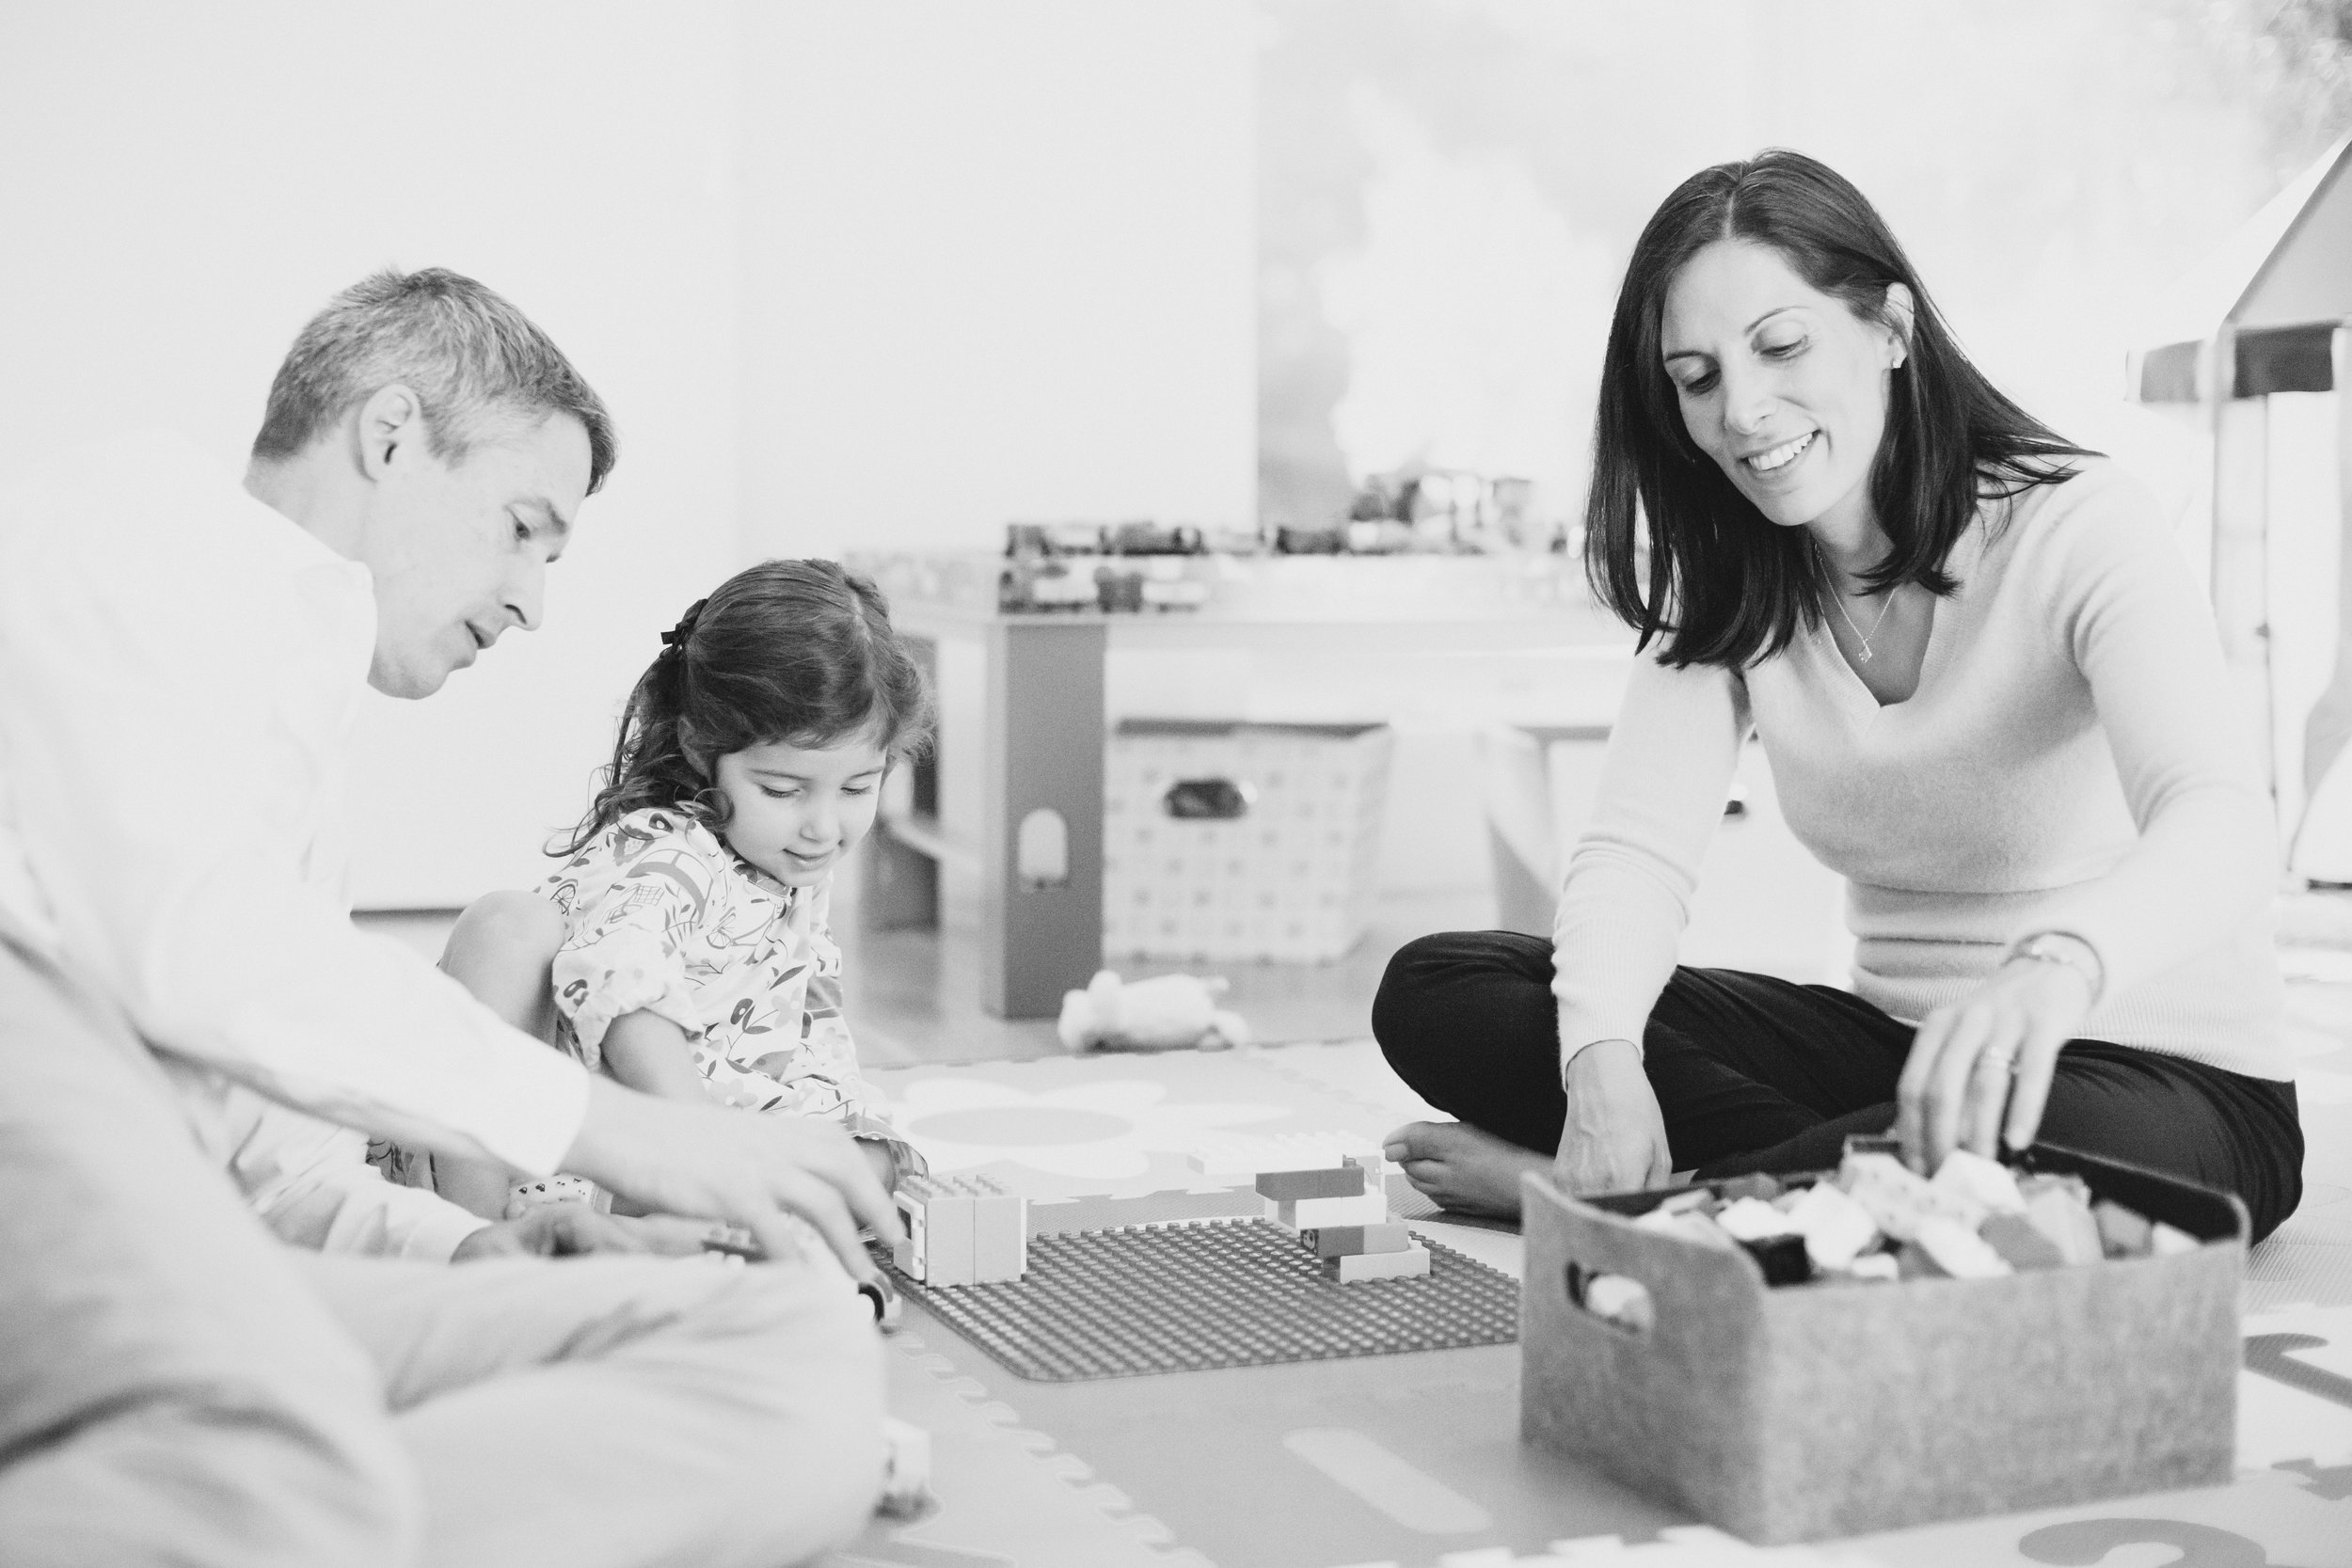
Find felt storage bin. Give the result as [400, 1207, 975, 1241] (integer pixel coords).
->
[1103, 720, 1392, 963]
[1518, 1145, 2245, 1544]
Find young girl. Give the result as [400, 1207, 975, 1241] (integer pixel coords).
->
[435, 558, 932, 1220]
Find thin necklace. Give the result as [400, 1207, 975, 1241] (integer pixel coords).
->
[1817, 543, 1898, 663]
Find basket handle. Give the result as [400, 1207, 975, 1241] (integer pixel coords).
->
[1563, 1259, 1654, 1336]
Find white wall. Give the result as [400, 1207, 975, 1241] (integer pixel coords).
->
[737, 1, 1259, 561]
[0, 2, 1259, 909]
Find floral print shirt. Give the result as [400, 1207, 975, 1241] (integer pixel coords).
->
[541, 806, 882, 1130]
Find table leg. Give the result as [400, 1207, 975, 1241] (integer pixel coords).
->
[981, 621, 1105, 1018]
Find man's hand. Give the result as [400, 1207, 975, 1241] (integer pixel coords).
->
[561, 1077, 904, 1275]
[1896, 958, 2091, 1176]
[450, 1203, 719, 1260]
[1551, 1037, 1672, 1196]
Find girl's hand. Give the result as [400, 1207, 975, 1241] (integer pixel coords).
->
[1551, 1037, 1673, 1196]
[1895, 958, 2093, 1175]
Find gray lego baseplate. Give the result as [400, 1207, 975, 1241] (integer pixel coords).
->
[882, 1216, 1518, 1382]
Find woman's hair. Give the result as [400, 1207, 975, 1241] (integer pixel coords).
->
[1584, 149, 2094, 669]
[561, 559, 934, 853]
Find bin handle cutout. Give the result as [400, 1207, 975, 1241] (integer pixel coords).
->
[1162, 778, 1254, 820]
[1565, 1260, 1654, 1336]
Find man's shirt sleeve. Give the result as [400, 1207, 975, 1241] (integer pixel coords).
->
[0, 447, 588, 1175]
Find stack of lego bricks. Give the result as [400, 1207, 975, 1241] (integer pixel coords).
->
[893, 1173, 1029, 1287]
[1256, 1155, 1431, 1283]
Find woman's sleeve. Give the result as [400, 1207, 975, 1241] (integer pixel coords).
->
[2018, 471, 2276, 998]
[1550, 652, 1750, 1068]
[548, 818, 716, 1071]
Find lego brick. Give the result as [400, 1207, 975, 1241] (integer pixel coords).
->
[1255, 1164, 1367, 1201]
[896, 1174, 977, 1287]
[2026, 1187, 2107, 1266]
[1981, 1211, 2067, 1271]
[1324, 1243, 1432, 1283]
[1300, 1223, 1414, 1259]
[1273, 1190, 1389, 1229]
[894, 1188, 930, 1278]
[2093, 1199, 2153, 1259]
[970, 1175, 1028, 1284]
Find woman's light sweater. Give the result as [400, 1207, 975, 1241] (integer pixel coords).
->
[1551, 459, 2289, 1083]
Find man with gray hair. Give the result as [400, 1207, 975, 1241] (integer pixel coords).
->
[0, 268, 899, 1567]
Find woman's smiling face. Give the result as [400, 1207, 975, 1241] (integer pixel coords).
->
[1660, 239, 1910, 540]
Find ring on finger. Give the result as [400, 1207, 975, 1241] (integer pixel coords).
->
[1978, 1046, 2020, 1078]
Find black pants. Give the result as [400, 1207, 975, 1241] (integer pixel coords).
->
[1372, 930, 2306, 1243]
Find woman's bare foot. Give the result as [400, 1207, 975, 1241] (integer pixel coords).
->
[1382, 1120, 1551, 1219]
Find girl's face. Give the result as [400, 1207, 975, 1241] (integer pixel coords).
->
[709, 723, 890, 888]
[1659, 239, 1910, 543]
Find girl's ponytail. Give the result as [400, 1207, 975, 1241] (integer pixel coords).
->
[556, 602, 711, 856]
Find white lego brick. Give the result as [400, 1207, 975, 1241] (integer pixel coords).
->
[894, 1189, 929, 1277]
[1325, 1243, 1431, 1282]
[897, 1175, 976, 1287]
[1279, 1190, 1390, 1229]
[969, 1176, 1027, 1283]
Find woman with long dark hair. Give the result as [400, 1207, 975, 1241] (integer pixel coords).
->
[1375, 150, 2302, 1241]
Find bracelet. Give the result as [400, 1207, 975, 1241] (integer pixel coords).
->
[2005, 930, 2104, 1002]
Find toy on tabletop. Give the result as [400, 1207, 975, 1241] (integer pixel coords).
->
[892, 1173, 1028, 1288]
[1056, 968, 1249, 1053]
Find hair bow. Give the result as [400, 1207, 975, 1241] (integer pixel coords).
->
[660, 598, 709, 651]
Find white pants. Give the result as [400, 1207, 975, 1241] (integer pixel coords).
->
[0, 937, 884, 1568]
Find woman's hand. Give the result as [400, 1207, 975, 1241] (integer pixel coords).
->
[1551, 1037, 1673, 1196]
[1895, 958, 2093, 1175]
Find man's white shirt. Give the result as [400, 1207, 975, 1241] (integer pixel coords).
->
[0, 435, 591, 1258]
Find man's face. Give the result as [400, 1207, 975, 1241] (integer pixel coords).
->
[359, 413, 592, 698]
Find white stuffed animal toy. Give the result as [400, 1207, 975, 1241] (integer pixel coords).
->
[1057, 969, 1249, 1053]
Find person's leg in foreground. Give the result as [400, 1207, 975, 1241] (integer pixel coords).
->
[305, 1244, 885, 1568]
[0, 935, 416, 1568]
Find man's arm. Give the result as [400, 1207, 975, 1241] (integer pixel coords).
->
[217, 1085, 491, 1260]
[0, 454, 587, 1176]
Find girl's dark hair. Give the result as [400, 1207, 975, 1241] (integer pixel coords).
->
[561, 559, 934, 854]
[1584, 149, 2095, 669]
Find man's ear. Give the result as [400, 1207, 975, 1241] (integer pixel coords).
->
[354, 385, 427, 482]
[1882, 282, 1916, 367]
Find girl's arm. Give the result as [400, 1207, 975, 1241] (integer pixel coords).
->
[548, 819, 723, 1080]
[601, 1008, 711, 1102]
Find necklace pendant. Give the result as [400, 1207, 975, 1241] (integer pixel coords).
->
[1857, 644, 1874, 662]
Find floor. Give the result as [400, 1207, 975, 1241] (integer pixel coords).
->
[353, 839, 2352, 1566]
[826, 1036, 2352, 1568]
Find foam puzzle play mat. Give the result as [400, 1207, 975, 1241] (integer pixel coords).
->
[820, 1010, 2352, 1568]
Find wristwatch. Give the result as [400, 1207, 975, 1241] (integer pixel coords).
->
[2005, 930, 2104, 1002]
